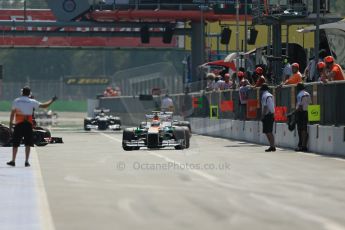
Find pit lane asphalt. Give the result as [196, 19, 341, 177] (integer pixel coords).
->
[4, 130, 345, 230]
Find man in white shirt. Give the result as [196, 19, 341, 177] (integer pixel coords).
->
[161, 94, 174, 112]
[295, 83, 311, 152]
[260, 84, 276, 152]
[238, 79, 251, 120]
[7, 86, 57, 167]
[282, 58, 292, 81]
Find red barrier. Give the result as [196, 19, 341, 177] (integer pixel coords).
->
[275, 106, 288, 122]
[246, 99, 258, 119]
[220, 100, 234, 112]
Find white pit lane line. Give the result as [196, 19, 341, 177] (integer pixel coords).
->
[32, 148, 56, 230]
[0, 147, 55, 230]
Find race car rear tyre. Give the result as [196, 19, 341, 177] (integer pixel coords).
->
[33, 127, 51, 147]
[0, 124, 11, 146]
[173, 121, 192, 137]
[173, 127, 186, 150]
[185, 129, 190, 149]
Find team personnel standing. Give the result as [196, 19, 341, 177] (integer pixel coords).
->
[295, 83, 311, 152]
[215, 73, 233, 90]
[7, 86, 57, 167]
[253, 67, 266, 87]
[281, 63, 302, 86]
[324, 56, 345, 81]
[161, 94, 174, 112]
[260, 84, 276, 152]
[316, 62, 328, 83]
[282, 58, 292, 81]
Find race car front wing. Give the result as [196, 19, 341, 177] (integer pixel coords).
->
[124, 139, 183, 148]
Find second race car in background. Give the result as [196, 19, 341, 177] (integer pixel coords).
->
[84, 109, 121, 131]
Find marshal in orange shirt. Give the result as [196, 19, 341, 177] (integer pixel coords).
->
[284, 72, 302, 85]
[330, 64, 345, 81]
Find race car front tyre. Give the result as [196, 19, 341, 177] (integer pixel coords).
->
[122, 128, 136, 151]
[84, 119, 91, 131]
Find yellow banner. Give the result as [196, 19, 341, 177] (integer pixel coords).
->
[308, 105, 321, 122]
[65, 78, 109, 85]
[210, 105, 219, 119]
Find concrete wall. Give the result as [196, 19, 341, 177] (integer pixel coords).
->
[89, 97, 345, 156]
[188, 118, 345, 157]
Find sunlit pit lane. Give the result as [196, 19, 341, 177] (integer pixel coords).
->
[12, 128, 345, 230]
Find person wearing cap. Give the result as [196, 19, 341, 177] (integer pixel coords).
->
[324, 56, 345, 81]
[215, 73, 233, 90]
[7, 86, 57, 167]
[253, 67, 266, 87]
[304, 49, 328, 82]
[281, 62, 302, 86]
[237, 71, 245, 81]
[235, 71, 245, 89]
[316, 61, 328, 83]
[238, 79, 251, 120]
[260, 83, 276, 152]
[295, 83, 311, 152]
[205, 72, 216, 91]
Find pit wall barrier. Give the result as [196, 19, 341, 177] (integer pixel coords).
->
[93, 81, 345, 156]
[187, 118, 345, 156]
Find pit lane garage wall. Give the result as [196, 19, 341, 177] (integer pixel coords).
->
[95, 81, 345, 156]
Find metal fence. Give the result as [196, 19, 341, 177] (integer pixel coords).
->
[1, 62, 184, 100]
[110, 62, 184, 96]
[98, 81, 345, 126]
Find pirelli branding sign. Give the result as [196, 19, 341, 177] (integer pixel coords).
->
[65, 77, 110, 85]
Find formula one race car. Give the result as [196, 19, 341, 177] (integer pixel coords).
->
[34, 109, 58, 126]
[84, 109, 121, 131]
[0, 123, 63, 147]
[122, 112, 191, 151]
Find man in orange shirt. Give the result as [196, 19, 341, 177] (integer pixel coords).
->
[7, 86, 57, 167]
[280, 63, 302, 86]
[324, 56, 345, 81]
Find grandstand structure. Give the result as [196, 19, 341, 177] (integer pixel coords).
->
[0, 0, 249, 85]
[0, 0, 342, 87]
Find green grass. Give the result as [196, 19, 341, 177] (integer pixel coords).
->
[0, 100, 87, 112]
[0, 101, 11, 111]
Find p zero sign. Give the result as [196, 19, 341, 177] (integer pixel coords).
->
[65, 77, 110, 85]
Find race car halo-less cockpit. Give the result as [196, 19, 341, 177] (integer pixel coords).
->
[84, 109, 121, 131]
[122, 111, 191, 151]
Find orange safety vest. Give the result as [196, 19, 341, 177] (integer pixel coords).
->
[15, 109, 33, 125]
[285, 72, 302, 85]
